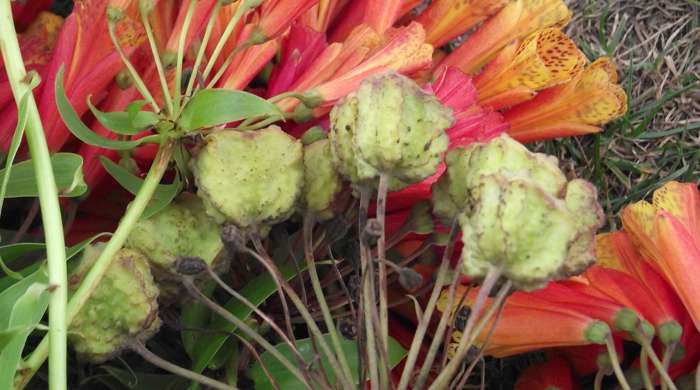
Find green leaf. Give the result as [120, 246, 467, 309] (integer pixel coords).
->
[248, 335, 408, 390]
[0, 84, 32, 216]
[100, 156, 181, 219]
[0, 153, 88, 198]
[0, 233, 111, 292]
[188, 263, 306, 388]
[0, 281, 50, 389]
[87, 96, 160, 135]
[55, 66, 154, 150]
[178, 89, 282, 132]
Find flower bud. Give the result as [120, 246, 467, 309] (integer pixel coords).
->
[192, 126, 303, 232]
[69, 244, 160, 362]
[126, 194, 223, 268]
[302, 139, 342, 220]
[329, 72, 453, 191]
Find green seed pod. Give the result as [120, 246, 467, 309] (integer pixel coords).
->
[126, 193, 223, 268]
[302, 139, 342, 220]
[192, 126, 303, 233]
[432, 134, 566, 221]
[460, 175, 579, 291]
[558, 179, 605, 277]
[329, 72, 453, 191]
[69, 244, 160, 362]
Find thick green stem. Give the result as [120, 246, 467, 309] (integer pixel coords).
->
[0, 4, 68, 390]
[16, 141, 176, 389]
[303, 216, 355, 385]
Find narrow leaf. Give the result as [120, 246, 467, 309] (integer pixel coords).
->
[55, 66, 151, 150]
[248, 335, 408, 390]
[0, 87, 31, 216]
[179, 89, 282, 132]
[87, 96, 160, 135]
[188, 263, 306, 386]
[99, 156, 181, 219]
[0, 153, 88, 198]
[0, 282, 49, 389]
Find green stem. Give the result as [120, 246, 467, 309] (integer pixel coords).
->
[140, 7, 174, 116]
[173, 0, 197, 111]
[375, 173, 389, 388]
[16, 140, 176, 389]
[593, 369, 606, 390]
[358, 189, 380, 390]
[605, 334, 632, 390]
[640, 343, 654, 390]
[200, 1, 251, 83]
[0, 3, 68, 390]
[428, 267, 504, 390]
[184, 1, 222, 99]
[107, 21, 160, 113]
[397, 226, 455, 390]
[303, 216, 355, 385]
[635, 330, 678, 390]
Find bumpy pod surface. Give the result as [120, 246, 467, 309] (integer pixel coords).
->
[329, 72, 453, 191]
[302, 139, 342, 220]
[432, 134, 566, 222]
[192, 126, 303, 231]
[435, 134, 603, 290]
[126, 193, 223, 268]
[69, 244, 160, 362]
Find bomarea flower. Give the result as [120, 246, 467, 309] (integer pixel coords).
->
[329, 72, 453, 191]
[439, 0, 572, 75]
[69, 244, 161, 363]
[617, 181, 700, 332]
[474, 28, 587, 109]
[191, 126, 303, 232]
[436, 285, 610, 358]
[432, 134, 604, 290]
[416, 0, 509, 47]
[503, 57, 628, 142]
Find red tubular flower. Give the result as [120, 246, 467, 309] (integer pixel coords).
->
[502, 57, 628, 142]
[256, 0, 320, 39]
[415, 0, 509, 47]
[438, 0, 572, 75]
[437, 285, 609, 358]
[515, 356, 577, 390]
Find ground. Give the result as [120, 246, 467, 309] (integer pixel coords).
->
[542, 0, 700, 230]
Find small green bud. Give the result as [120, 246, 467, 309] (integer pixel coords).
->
[329, 72, 453, 191]
[69, 244, 160, 362]
[595, 352, 611, 370]
[292, 103, 314, 123]
[613, 308, 640, 332]
[658, 321, 683, 346]
[192, 126, 303, 232]
[302, 139, 342, 220]
[106, 6, 124, 23]
[407, 201, 434, 235]
[301, 126, 326, 145]
[584, 320, 610, 345]
[161, 50, 177, 69]
[138, 0, 155, 15]
[126, 194, 224, 268]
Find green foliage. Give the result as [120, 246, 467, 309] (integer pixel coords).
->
[87, 97, 160, 135]
[178, 89, 282, 132]
[248, 335, 407, 390]
[0, 153, 87, 198]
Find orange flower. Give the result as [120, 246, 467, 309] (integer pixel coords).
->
[502, 57, 627, 143]
[515, 357, 577, 390]
[256, 0, 319, 39]
[620, 181, 700, 332]
[474, 28, 586, 110]
[415, 0, 509, 47]
[439, 0, 572, 75]
[437, 285, 609, 358]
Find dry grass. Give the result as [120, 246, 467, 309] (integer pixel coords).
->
[537, 0, 700, 229]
